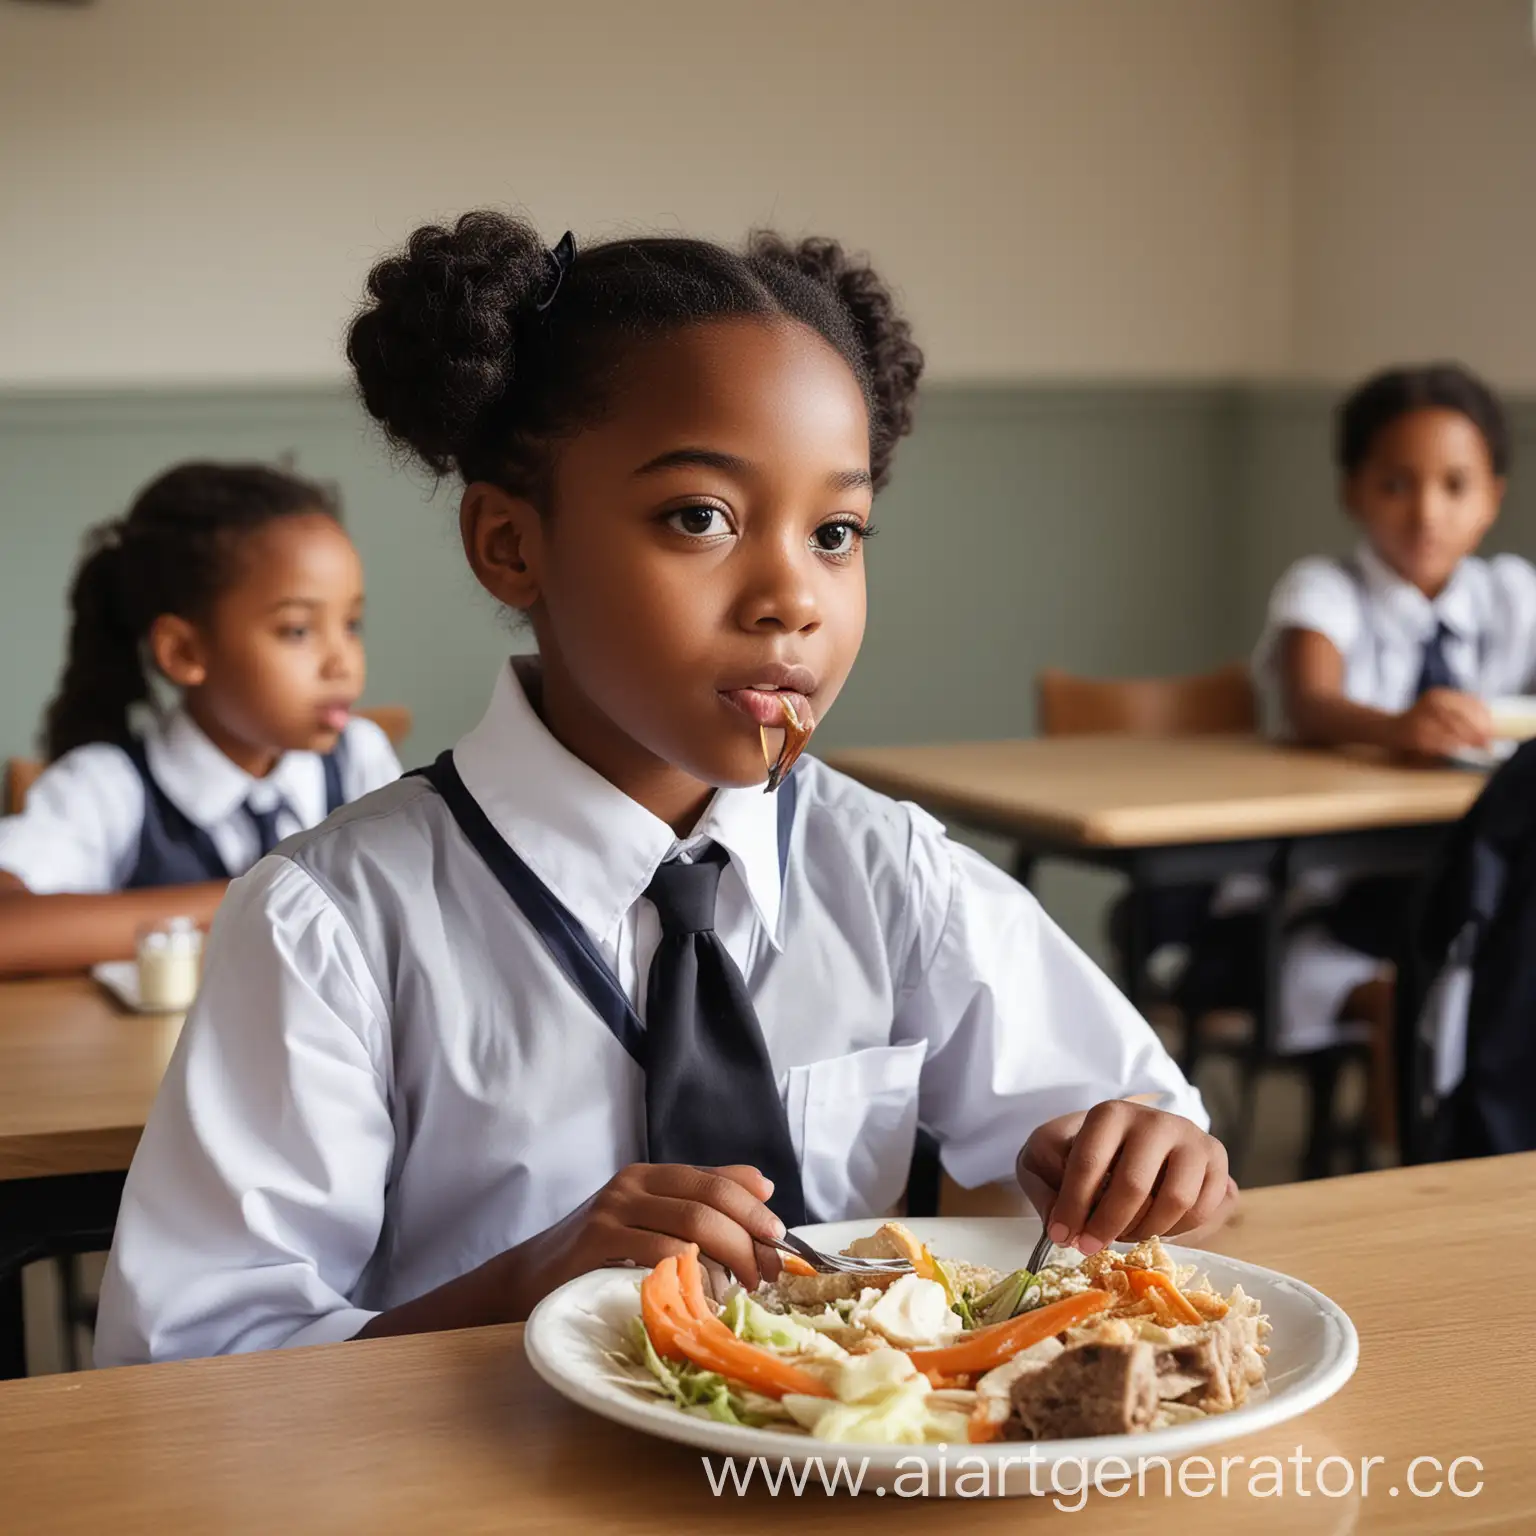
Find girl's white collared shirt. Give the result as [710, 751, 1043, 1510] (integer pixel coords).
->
[96, 664, 1205, 1366]
[0, 710, 402, 891]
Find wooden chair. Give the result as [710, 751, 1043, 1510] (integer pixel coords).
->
[1036, 662, 1257, 738]
[1033, 663, 1366, 1181]
[4, 759, 41, 817]
[4, 706, 411, 819]
[356, 704, 412, 747]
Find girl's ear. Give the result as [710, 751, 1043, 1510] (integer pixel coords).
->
[460, 482, 544, 612]
[147, 613, 209, 689]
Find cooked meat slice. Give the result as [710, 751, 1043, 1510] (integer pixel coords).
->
[1161, 1332, 1236, 1412]
[774, 1271, 903, 1307]
[843, 1222, 926, 1266]
[1155, 1306, 1267, 1411]
[1007, 1342, 1159, 1440]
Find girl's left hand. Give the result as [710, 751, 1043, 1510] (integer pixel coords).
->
[1016, 1101, 1238, 1255]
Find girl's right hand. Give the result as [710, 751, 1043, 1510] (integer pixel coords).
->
[1391, 688, 1492, 759]
[506, 1163, 784, 1317]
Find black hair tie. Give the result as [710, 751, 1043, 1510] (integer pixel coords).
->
[535, 230, 577, 312]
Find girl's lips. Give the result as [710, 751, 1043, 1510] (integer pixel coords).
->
[719, 688, 813, 728]
[317, 705, 353, 733]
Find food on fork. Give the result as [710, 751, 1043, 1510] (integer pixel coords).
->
[616, 1221, 1270, 1444]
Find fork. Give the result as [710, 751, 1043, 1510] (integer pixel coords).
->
[1025, 1230, 1055, 1276]
[764, 1232, 916, 1276]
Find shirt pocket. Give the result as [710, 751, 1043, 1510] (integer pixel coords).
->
[780, 1041, 928, 1223]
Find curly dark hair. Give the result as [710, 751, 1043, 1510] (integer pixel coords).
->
[346, 210, 924, 498]
[1337, 363, 1510, 477]
[42, 461, 341, 761]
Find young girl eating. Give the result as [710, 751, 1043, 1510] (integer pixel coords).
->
[0, 461, 402, 977]
[1251, 363, 1536, 1132]
[97, 214, 1232, 1364]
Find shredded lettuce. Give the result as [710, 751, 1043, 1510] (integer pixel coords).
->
[628, 1317, 788, 1427]
[722, 1291, 819, 1349]
[972, 1269, 1040, 1327]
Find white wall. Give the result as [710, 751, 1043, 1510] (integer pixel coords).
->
[0, 0, 1298, 386]
[1290, 0, 1536, 388]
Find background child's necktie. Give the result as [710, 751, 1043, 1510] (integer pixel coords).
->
[642, 844, 807, 1226]
[244, 799, 285, 858]
[1415, 620, 1458, 697]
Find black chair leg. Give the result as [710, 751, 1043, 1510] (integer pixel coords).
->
[1301, 1051, 1342, 1180]
[58, 1255, 83, 1373]
[0, 1264, 26, 1379]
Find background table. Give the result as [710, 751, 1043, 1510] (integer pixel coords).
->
[825, 735, 1481, 851]
[2, 1155, 1532, 1532]
[0, 977, 180, 1376]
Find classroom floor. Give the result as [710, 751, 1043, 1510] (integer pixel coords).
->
[17, 1045, 1360, 1376]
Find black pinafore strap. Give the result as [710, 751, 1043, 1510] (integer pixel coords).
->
[411, 751, 799, 1069]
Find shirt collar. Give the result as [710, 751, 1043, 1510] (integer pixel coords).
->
[452, 660, 785, 948]
[1353, 541, 1480, 642]
[142, 707, 322, 828]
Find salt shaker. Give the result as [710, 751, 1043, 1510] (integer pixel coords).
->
[136, 917, 203, 1011]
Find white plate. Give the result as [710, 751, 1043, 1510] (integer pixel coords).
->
[1489, 696, 1536, 742]
[524, 1215, 1358, 1498]
[91, 960, 187, 1014]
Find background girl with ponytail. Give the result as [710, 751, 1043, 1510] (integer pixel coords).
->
[98, 214, 1232, 1365]
[0, 461, 401, 977]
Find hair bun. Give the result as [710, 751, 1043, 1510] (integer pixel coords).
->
[749, 234, 924, 489]
[346, 210, 549, 475]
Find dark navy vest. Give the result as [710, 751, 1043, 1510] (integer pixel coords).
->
[121, 736, 347, 888]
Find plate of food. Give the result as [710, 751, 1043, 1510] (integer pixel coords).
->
[1489, 696, 1536, 743]
[524, 1216, 1357, 1496]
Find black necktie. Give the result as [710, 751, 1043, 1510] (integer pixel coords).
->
[1415, 620, 1458, 698]
[642, 844, 807, 1226]
[244, 799, 286, 858]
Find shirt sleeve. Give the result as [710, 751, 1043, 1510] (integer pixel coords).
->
[341, 716, 404, 799]
[1251, 556, 1364, 738]
[892, 811, 1208, 1190]
[0, 745, 143, 893]
[1265, 556, 1362, 656]
[94, 856, 396, 1364]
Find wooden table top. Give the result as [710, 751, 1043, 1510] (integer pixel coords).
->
[3, 1155, 1532, 1532]
[0, 977, 181, 1181]
[826, 735, 1483, 847]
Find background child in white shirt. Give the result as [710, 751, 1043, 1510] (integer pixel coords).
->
[1252, 362, 1536, 1133]
[0, 461, 401, 977]
[98, 214, 1232, 1363]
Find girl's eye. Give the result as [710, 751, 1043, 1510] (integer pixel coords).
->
[347, 618, 365, 636]
[666, 505, 732, 539]
[277, 625, 310, 642]
[812, 519, 871, 556]
[1445, 471, 1468, 496]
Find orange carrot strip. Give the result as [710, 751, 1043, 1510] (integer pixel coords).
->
[1125, 1268, 1202, 1326]
[908, 1290, 1112, 1376]
[672, 1320, 833, 1399]
[640, 1257, 694, 1361]
[967, 1405, 1007, 1444]
[779, 1254, 817, 1278]
[675, 1246, 716, 1324]
[662, 1245, 833, 1399]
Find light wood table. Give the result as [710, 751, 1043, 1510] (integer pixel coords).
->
[826, 735, 1481, 849]
[2, 1156, 1532, 1532]
[0, 977, 180, 1376]
[0, 976, 182, 1182]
